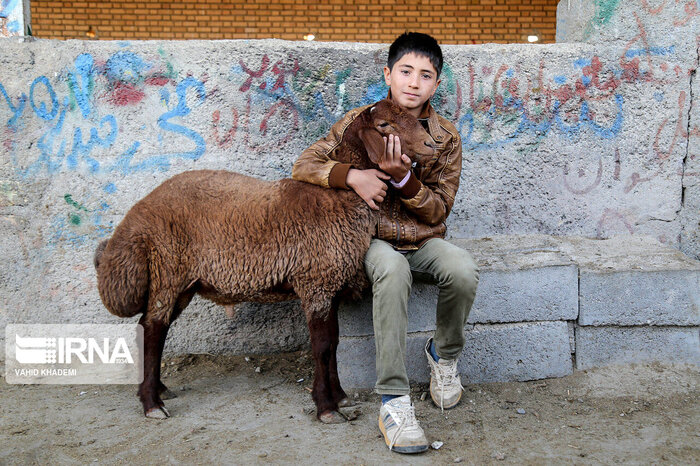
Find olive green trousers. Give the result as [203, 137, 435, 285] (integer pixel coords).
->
[364, 238, 479, 395]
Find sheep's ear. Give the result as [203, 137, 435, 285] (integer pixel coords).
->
[357, 128, 385, 164]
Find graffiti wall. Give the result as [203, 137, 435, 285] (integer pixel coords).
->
[557, 0, 700, 263]
[0, 0, 28, 37]
[0, 0, 697, 351]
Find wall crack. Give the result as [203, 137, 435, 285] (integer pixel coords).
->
[679, 43, 698, 256]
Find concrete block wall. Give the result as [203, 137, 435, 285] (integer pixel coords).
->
[338, 235, 700, 388]
[0, 1, 698, 380]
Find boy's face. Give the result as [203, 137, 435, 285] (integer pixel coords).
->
[384, 52, 441, 117]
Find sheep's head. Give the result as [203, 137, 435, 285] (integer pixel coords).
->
[357, 99, 436, 168]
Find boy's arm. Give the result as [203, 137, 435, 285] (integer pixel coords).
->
[291, 118, 353, 189]
[395, 134, 462, 226]
[292, 114, 390, 210]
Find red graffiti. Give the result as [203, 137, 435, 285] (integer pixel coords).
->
[597, 208, 635, 239]
[641, 0, 700, 25]
[239, 55, 270, 92]
[239, 54, 300, 93]
[145, 75, 171, 86]
[654, 91, 700, 160]
[239, 95, 300, 153]
[107, 82, 146, 106]
[468, 55, 622, 131]
[211, 107, 239, 149]
[563, 157, 603, 195]
[674, 1, 700, 26]
[271, 58, 300, 91]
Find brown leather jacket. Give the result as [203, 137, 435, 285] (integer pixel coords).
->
[291, 98, 462, 250]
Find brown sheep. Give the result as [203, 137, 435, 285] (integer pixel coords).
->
[94, 98, 436, 423]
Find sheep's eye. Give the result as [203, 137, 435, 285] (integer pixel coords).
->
[378, 122, 390, 128]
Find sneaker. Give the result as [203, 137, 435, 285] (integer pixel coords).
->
[378, 395, 429, 453]
[425, 338, 464, 411]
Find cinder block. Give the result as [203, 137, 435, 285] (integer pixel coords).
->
[338, 321, 573, 389]
[459, 321, 573, 383]
[575, 326, 700, 370]
[468, 265, 579, 324]
[579, 270, 700, 326]
[339, 264, 579, 336]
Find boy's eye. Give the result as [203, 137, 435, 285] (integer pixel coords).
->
[422, 74, 432, 79]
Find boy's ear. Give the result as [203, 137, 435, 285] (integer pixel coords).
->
[357, 128, 386, 164]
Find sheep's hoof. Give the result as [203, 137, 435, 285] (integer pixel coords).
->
[160, 389, 178, 400]
[145, 406, 170, 419]
[337, 397, 356, 408]
[318, 410, 346, 424]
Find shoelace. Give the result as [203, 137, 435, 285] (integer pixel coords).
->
[388, 403, 419, 451]
[433, 360, 464, 412]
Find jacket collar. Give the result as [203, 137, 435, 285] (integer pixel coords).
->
[386, 90, 446, 143]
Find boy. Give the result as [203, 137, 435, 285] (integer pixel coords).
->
[292, 32, 479, 454]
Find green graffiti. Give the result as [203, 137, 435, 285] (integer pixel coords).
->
[158, 47, 178, 80]
[584, 0, 621, 39]
[64, 193, 89, 227]
[64, 193, 89, 212]
[593, 0, 620, 26]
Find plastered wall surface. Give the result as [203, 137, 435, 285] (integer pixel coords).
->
[0, 0, 698, 355]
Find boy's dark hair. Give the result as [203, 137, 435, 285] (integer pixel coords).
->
[387, 32, 443, 78]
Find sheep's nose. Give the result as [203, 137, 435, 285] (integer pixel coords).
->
[425, 140, 436, 149]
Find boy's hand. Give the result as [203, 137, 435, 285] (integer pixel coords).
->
[346, 168, 391, 210]
[379, 134, 412, 182]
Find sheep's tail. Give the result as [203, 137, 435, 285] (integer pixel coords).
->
[94, 236, 149, 318]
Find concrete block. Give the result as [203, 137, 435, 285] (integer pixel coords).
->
[468, 265, 579, 324]
[579, 270, 700, 326]
[338, 284, 437, 337]
[339, 260, 578, 336]
[575, 326, 700, 370]
[338, 321, 573, 389]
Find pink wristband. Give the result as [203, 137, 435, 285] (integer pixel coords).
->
[390, 171, 412, 189]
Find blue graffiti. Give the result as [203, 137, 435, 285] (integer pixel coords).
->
[459, 93, 624, 151]
[105, 51, 151, 84]
[0, 0, 19, 17]
[554, 94, 624, 139]
[156, 77, 206, 162]
[67, 114, 118, 172]
[29, 76, 58, 120]
[0, 82, 26, 127]
[6, 51, 210, 179]
[25, 99, 70, 176]
[574, 58, 591, 69]
[68, 53, 94, 117]
[625, 45, 676, 59]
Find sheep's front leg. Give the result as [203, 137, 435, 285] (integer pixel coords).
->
[302, 295, 346, 424]
[138, 314, 171, 419]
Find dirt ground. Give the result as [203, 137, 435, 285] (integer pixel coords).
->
[1, 352, 698, 465]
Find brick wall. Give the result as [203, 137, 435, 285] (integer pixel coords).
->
[30, 0, 558, 44]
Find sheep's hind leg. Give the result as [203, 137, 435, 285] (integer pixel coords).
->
[301, 295, 346, 424]
[328, 298, 353, 409]
[154, 289, 195, 402]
